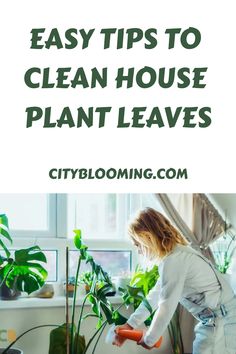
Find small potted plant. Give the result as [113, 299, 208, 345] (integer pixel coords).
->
[79, 270, 116, 296]
[64, 276, 77, 298]
[79, 271, 93, 294]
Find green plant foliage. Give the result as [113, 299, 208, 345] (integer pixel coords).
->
[213, 233, 236, 274]
[130, 265, 159, 295]
[119, 265, 159, 325]
[57, 230, 127, 354]
[0, 214, 12, 260]
[74, 230, 82, 249]
[1, 246, 48, 294]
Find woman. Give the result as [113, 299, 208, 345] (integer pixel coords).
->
[113, 208, 236, 354]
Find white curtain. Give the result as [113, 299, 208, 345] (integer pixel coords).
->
[154, 193, 226, 353]
[155, 193, 226, 261]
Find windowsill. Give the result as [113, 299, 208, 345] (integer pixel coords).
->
[0, 295, 122, 310]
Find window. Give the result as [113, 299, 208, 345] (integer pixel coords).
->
[69, 250, 131, 277]
[66, 193, 163, 241]
[0, 194, 56, 238]
[67, 194, 127, 240]
[0, 193, 163, 284]
[43, 250, 58, 282]
[211, 232, 236, 274]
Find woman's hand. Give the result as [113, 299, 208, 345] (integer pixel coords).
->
[112, 323, 133, 347]
[137, 336, 153, 350]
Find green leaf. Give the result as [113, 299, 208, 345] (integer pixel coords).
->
[127, 285, 143, 297]
[0, 214, 12, 258]
[112, 311, 128, 325]
[15, 246, 47, 264]
[100, 302, 113, 324]
[97, 283, 113, 300]
[129, 265, 159, 296]
[96, 318, 103, 330]
[80, 247, 89, 260]
[0, 239, 11, 259]
[74, 229, 82, 249]
[88, 294, 101, 317]
[5, 246, 48, 294]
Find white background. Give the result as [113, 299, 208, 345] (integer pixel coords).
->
[0, 0, 235, 193]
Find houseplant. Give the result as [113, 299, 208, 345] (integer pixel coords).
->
[64, 276, 77, 298]
[212, 230, 236, 274]
[49, 230, 129, 354]
[0, 214, 48, 354]
[79, 270, 116, 296]
[0, 214, 48, 297]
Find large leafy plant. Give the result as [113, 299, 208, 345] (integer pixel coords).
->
[49, 230, 129, 354]
[0, 214, 48, 294]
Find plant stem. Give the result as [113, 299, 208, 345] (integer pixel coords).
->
[83, 301, 125, 354]
[76, 293, 91, 337]
[2, 324, 59, 354]
[70, 256, 82, 353]
[83, 321, 107, 354]
[92, 323, 107, 354]
[0, 264, 14, 288]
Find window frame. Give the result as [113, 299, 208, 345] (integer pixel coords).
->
[65, 194, 129, 241]
[1, 193, 151, 283]
[1, 194, 58, 238]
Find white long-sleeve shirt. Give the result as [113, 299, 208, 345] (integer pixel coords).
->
[127, 244, 234, 347]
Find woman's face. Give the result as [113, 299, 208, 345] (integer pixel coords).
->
[132, 239, 143, 255]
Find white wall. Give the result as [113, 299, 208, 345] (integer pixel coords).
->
[210, 194, 236, 230]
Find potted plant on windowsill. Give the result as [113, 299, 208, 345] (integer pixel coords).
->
[0, 214, 48, 354]
[79, 270, 116, 296]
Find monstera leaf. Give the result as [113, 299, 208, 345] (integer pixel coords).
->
[0, 214, 12, 260]
[49, 324, 86, 354]
[2, 246, 48, 294]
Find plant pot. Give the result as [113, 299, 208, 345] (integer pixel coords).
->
[64, 283, 76, 298]
[85, 284, 90, 294]
[0, 281, 21, 300]
[0, 349, 23, 354]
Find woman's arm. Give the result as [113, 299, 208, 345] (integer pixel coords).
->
[143, 255, 187, 347]
[113, 268, 160, 347]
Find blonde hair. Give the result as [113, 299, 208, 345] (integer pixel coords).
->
[129, 207, 188, 259]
